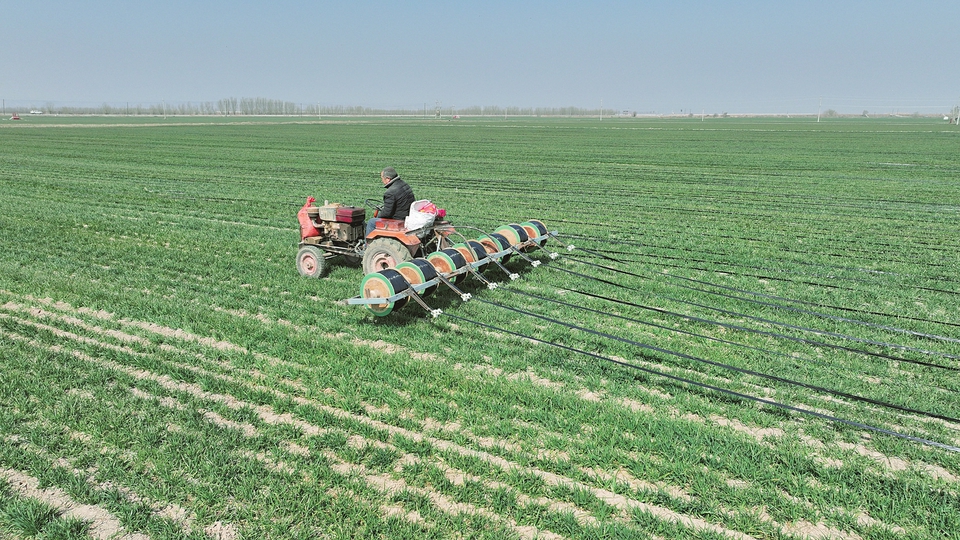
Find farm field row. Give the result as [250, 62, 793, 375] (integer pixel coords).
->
[1, 116, 958, 539]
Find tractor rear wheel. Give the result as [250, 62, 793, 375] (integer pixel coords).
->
[362, 238, 413, 274]
[296, 246, 328, 278]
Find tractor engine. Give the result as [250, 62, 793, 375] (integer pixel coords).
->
[304, 203, 366, 242]
[322, 219, 364, 242]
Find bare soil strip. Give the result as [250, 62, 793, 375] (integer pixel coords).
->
[1, 468, 149, 540]
[1, 293, 937, 537]
[2, 323, 759, 539]
[6, 330, 568, 539]
[4, 413, 233, 539]
[325, 451, 568, 540]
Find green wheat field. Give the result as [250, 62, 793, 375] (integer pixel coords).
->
[1, 114, 958, 539]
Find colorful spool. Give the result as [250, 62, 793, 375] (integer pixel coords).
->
[493, 225, 522, 246]
[352, 218, 551, 316]
[359, 268, 410, 316]
[526, 219, 548, 235]
[466, 240, 489, 270]
[451, 242, 477, 265]
[394, 258, 439, 297]
[476, 234, 505, 256]
[520, 220, 548, 247]
[476, 234, 512, 263]
[507, 223, 529, 243]
[427, 248, 469, 283]
[518, 221, 544, 251]
[517, 222, 538, 242]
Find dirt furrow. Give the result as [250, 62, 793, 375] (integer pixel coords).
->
[2, 293, 940, 537]
[1, 467, 150, 540]
[3, 323, 764, 540]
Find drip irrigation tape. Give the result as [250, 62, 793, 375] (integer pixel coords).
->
[563, 284, 959, 374]
[653, 274, 960, 361]
[440, 309, 960, 453]
[597, 248, 960, 295]
[539, 264, 630, 290]
[513, 289, 797, 361]
[563, 236, 960, 301]
[559, 257, 960, 371]
[557, 228, 958, 262]
[676, 261, 960, 330]
[659, 272, 960, 346]
[505, 289, 960, 425]
[551, 224, 955, 268]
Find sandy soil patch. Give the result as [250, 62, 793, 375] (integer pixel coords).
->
[202, 410, 260, 438]
[6, 292, 923, 539]
[836, 441, 958, 483]
[1, 468, 149, 540]
[7, 324, 759, 539]
[781, 518, 862, 540]
[709, 414, 784, 442]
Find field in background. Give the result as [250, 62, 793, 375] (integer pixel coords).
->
[1, 116, 958, 539]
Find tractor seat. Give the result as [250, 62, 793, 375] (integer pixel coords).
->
[373, 219, 406, 232]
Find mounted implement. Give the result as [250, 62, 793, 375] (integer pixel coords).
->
[349, 219, 561, 317]
[295, 197, 562, 317]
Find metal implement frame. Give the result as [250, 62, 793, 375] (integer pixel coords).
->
[346, 231, 557, 314]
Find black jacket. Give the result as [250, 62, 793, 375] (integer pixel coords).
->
[380, 177, 416, 220]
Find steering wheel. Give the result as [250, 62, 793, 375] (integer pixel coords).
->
[364, 198, 383, 217]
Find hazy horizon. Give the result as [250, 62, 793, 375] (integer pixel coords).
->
[2, 1, 957, 116]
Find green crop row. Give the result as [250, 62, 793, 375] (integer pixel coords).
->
[1, 116, 958, 538]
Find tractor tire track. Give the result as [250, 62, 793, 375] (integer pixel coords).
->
[1, 294, 942, 538]
[1, 313, 763, 540]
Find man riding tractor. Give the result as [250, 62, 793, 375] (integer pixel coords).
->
[295, 167, 453, 277]
[365, 167, 415, 237]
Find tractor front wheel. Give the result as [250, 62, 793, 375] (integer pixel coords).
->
[362, 238, 413, 274]
[296, 246, 328, 278]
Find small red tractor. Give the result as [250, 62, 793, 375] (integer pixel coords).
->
[296, 197, 454, 277]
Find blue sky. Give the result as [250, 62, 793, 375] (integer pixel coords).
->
[2, 1, 956, 114]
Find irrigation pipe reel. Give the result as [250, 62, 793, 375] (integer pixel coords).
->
[348, 220, 571, 317]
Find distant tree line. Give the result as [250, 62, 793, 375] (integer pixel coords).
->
[8, 98, 613, 117]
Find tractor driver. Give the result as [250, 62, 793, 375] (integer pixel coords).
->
[365, 167, 416, 237]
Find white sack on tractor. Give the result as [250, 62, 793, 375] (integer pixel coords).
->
[404, 199, 437, 231]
